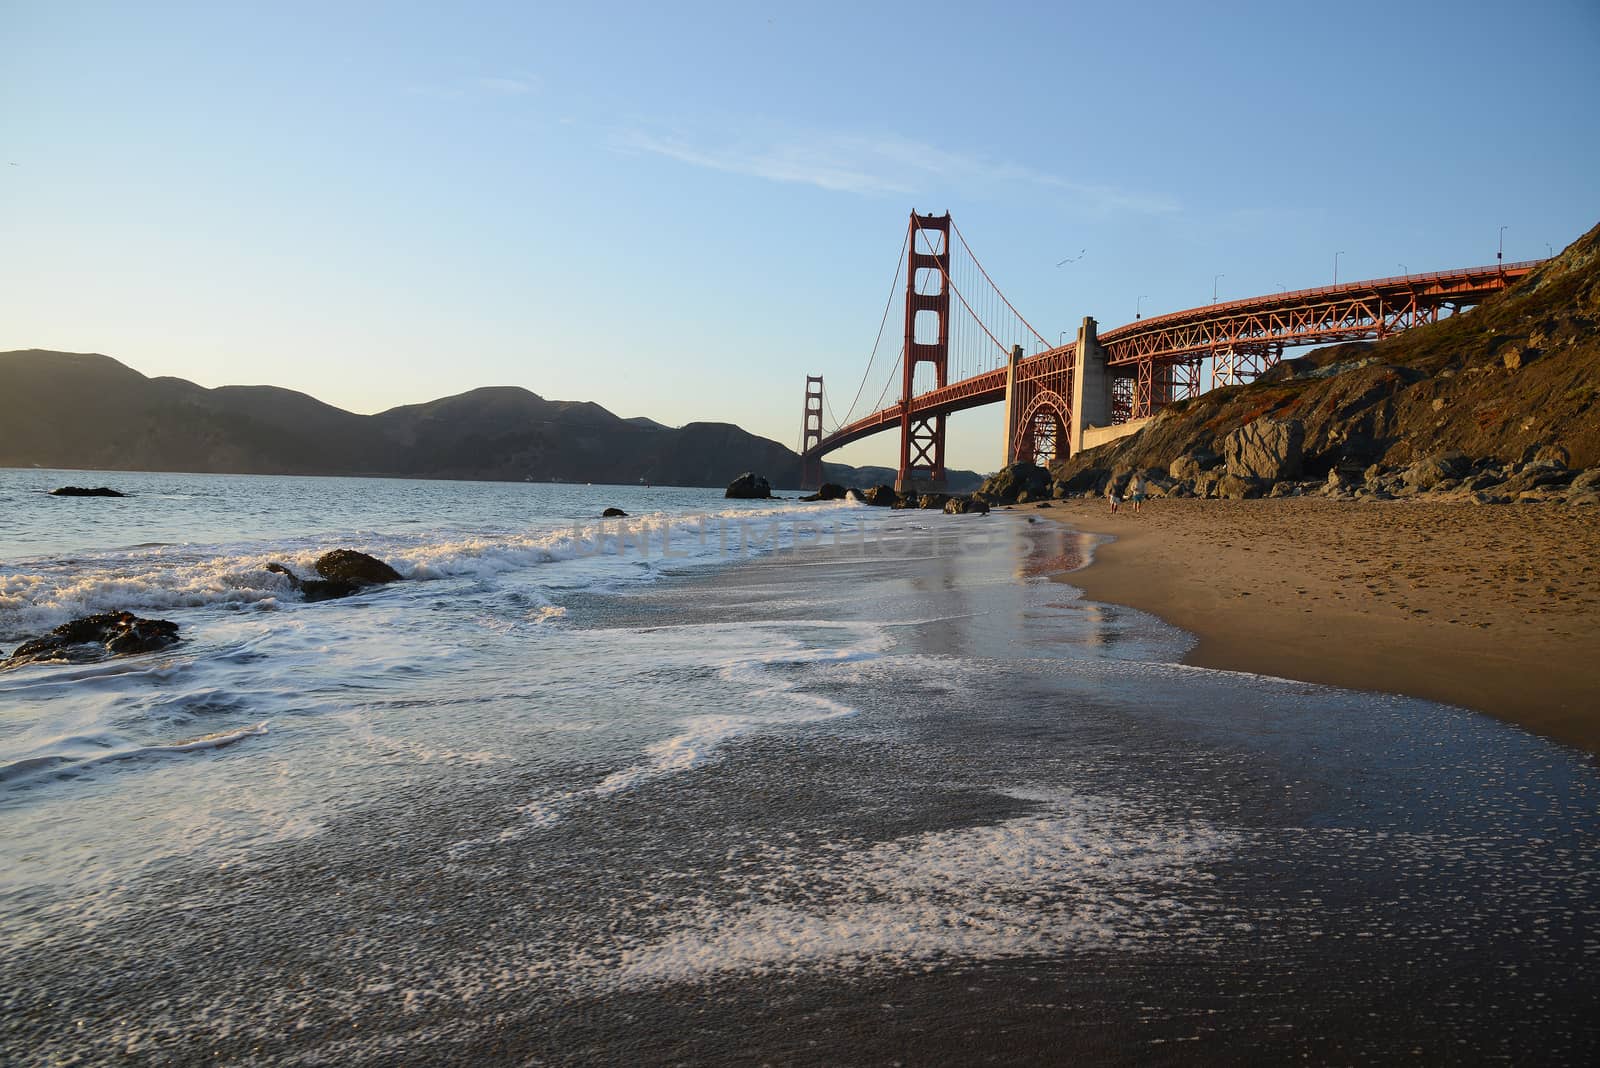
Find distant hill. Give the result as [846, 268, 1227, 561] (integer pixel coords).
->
[1054, 220, 1600, 481]
[0, 351, 984, 491]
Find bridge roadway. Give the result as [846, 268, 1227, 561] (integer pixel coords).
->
[807, 260, 1542, 461]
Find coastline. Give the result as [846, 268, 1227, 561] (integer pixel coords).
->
[1037, 498, 1600, 757]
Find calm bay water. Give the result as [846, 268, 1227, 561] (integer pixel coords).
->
[1, 467, 1596, 1064]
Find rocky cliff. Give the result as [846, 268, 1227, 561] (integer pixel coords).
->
[1051, 221, 1600, 502]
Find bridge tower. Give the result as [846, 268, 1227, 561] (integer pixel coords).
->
[799, 375, 824, 490]
[896, 212, 951, 492]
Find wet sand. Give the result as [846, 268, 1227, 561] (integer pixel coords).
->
[1038, 498, 1600, 756]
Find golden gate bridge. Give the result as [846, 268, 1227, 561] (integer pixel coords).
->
[800, 211, 1542, 491]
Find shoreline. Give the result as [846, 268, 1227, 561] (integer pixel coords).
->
[1034, 498, 1600, 757]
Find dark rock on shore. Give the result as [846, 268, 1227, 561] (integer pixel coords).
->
[264, 550, 403, 602]
[265, 563, 360, 602]
[978, 463, 1051, 505]
[943, 495, 990, 515]
[315, 549, 403, 585]
[601, 507, 628, 517]
[4, 611, 179, 668]
[50, 486, 125, 497]
[798, 482, 848, 502]
[725, 472, 772, 499]
[863, 485, 897, 507]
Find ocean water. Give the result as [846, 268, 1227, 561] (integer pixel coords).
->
[1, 467, 1596, 1065]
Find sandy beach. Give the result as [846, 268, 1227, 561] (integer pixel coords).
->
[1039, 498, 1600, 756]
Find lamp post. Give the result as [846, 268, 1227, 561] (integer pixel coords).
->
[1212, 274, 1224, 303]
[1398, 263, 1408, 275]
[1498, 225, 1507, 269]
[1058, 331, 1067, 348]
[1546, 243, 1553, 259]
[1334, 251, 1345, 285]
[1137, 294, 1150, 319]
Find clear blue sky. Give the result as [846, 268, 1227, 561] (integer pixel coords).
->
[3, 1, 1597, 472]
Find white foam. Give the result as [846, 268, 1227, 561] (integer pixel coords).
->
[0, 502, 878, 638]
[454, 620, 890, 851]
[604, 790, 1237, 986]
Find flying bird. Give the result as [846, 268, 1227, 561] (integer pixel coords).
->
[1056, 249, 1086, 266]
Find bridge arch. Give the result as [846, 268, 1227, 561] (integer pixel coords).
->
[1014, 389, 1071, 467]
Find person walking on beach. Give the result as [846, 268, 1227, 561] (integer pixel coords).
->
[1106, 478, 1121, 514]
[1129, 472, 1147, 514]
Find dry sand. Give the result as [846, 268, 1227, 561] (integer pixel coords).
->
[1033, 497, 1600, 756]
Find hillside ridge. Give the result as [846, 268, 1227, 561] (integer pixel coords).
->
[0, 350, 982, 490]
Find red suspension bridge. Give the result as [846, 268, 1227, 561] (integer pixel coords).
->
[799, 212, 1542, 490]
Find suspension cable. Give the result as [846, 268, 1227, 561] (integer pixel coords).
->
[952, 220, 1050, 347]
[917, 226, 1010, 359]
[832, 224, 911, 431]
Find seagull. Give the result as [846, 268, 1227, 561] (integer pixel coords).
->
[1056, 249, 1085, 267]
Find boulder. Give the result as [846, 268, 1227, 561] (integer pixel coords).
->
[1217, 474, 1262, 500]
[943, 495, 989, 515]
[891, 494, 919, 510]
[1568, 468, 1600, 495]
[1169, 450, 1221, 481]
[4, 611, 179, 668]
[1056, 468, 1106, 496]
[266, 562, 360, 603]
[1035, 501, 1054, 508]
[1503, 345, 1538, 372]
[1466, 469, 1507, 492]
[1223, 417, 1304, 482]
[918, 493, 950, 510]
[601, 507, 629, 517]
[1533, 444, 1570, 469]
[50, 486, 126, 497]
[798, 482, 849, 503]
[1402, 451, 1470, 492]
[863, 484, 897, 507]
[977, 463, 1052, 505]
[315, 549, 403, 586]
[724, 472, 772, 499]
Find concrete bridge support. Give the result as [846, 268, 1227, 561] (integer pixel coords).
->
[1069, 316, 1111, 455]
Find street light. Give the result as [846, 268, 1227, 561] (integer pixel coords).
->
[1398, 263, 1408, 275]
[1212, 274, 1224, 303]
[1137, 294, 1150, 319]
[1546, 243, 1554, 259]
[1498, 225, 1508, 268]
[1058, 331, 1067, 348]
[1334, 251, 1345, 285]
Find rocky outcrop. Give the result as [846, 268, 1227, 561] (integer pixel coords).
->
[1216, 473, 1263, 500]
[601, 507, 628, 517]
[265, 550, 403, 602]
[3, 611, 179, 668]
[314, 549, 403, 585]
[1168, 451, 1219, 481]
[1224, 417, 1304, 482]
[978, 463, 1051, 505]
[49, 486, 125, 497]
[798, 482, 848, 502]
[724, 472, 772, 499]
[943, 495, 990, 515]
[1402, 451, 1470, 491]
[266, 563, 359, 602]
[863, 485, 897, 507]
